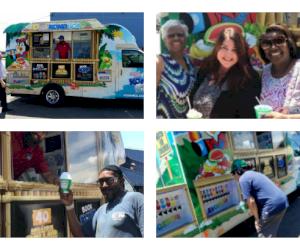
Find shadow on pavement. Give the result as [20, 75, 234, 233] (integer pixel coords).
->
[3, 95, 143, 119]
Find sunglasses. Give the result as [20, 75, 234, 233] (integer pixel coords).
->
[260, 36, 287, 50]
[167, 33, 185, 39]
[97, 176, 118, 186]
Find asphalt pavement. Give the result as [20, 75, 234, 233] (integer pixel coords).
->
[0, 95, 143, 119]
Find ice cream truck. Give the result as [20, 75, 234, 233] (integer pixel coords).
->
[0, 131, 140, 237]
[156, 131, 299, 237]
[4, 19, 144, 106]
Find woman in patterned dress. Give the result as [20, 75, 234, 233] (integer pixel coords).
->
[156, 20, 196, 118]
[192, 27, 261, 118]
[258, 24, 300, 118]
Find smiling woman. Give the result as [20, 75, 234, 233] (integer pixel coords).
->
[156, 20, 196, 119]
[258, 24, 300, 117]
[192, 27, 261, 118]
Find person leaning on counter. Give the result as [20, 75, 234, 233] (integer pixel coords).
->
[231, 159, 288, 237]
[60, 165, 144, 237]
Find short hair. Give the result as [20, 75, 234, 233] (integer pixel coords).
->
[258, 24, 298, 63]
[160, 19, 189, 40]
[100, 165, 123, 178]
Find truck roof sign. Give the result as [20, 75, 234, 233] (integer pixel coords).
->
[22, 19, 104, 33]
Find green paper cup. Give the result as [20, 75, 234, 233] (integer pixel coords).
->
[60, 172, 72, 193]
[254, 105, 273, 118]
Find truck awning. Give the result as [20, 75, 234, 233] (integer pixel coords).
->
[22, 19, 104, 33]
[4, 23, 30, 34]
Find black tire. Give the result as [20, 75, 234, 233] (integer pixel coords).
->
[41, 84, 65, 107]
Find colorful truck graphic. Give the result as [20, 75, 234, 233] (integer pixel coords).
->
[156, 131, 299, 237]
[159, 13, 300, 71]
[4, 19, 144, 106]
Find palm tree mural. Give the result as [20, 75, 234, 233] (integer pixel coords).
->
[98, 24, 121, 70]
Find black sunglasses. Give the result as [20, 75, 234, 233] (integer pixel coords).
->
[97, 176, 118, 186]
[167, 33, 185, 39]
[260, 36, 287, 50]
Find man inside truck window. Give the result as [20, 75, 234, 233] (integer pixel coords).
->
[54, 35, 71, 59]
[231, 159, 288, 237]
[60, 165, 144, 237]
[11, 132, 59, 185]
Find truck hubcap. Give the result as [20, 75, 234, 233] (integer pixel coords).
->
[46, 90, 59, 104]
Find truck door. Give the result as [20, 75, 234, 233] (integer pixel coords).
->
[116, 49, 144, 99]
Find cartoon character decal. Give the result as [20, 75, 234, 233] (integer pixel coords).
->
[6, 34, 30, 70]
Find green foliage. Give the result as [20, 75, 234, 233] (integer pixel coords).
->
[4, 23, 29, 46]
[244, 22, 266, 38]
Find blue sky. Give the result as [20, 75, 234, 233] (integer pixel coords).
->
[121, 131, 144, 150]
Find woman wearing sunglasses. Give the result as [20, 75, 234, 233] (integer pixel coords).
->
[192, 27, 261, 118]
[259, 24, 300, 118]
[156, 20, 196, 118]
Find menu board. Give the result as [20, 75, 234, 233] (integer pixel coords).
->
[52, 64, 71, 79]
[197, 179, 240, 218]
[74, 200, 100, 237]
[259, 156, 275, 179]
[157, 185, 195, 237]
[32, 33, 50, 47]
[75, 64, 94, 81]
[32, 63, 48, 80]
[276, 155, 288, 179]
[10, 201, 67, 237]
[75, 200, 100, 223]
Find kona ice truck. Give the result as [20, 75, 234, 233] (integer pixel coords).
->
[156, 131, 298, 237]
[4, 19, 144, 106]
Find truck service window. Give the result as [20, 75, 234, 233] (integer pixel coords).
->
[73, 31, 92, 59]
[53, 32, 72, 59]
[232, 132, 256, 150]
[66, 132, 99, 183]
[256, 132, 273, 150]
[122, 50, 143, 68]
[0, 136, 2, 176]
[32, 33, 51, 59]
[11, 132, 65, 183]
[272, 132, 285, 149]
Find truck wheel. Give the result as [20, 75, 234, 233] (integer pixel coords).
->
[42, 85, 65, 107]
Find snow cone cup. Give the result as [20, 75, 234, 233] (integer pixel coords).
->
[239, 201, 247, 212]
[186, 109, 203, 119]
[254, 105, 273, 118]
[60, 172, 72, 194]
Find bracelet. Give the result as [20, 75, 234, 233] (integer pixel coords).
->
[65, 203, 74, 211]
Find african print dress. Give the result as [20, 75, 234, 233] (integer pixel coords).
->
[157, 54, 196, 118]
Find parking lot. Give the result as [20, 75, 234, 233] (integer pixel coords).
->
[0, 95, 143, 119]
